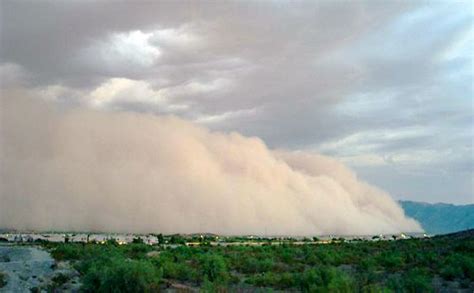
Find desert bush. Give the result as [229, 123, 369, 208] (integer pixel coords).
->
[377, 251, 404, 271]
[440, 263, 463, 281]
[401, 268, 432, 293]
[440, 253, 474, 280]
[122, 243, 153, 259]
[52, 272, 70, 286]
[361, 284, 392, 293]
[51, 243, 84, 261]
[82, 257, 161, 292]
[0, 272, 6, 288]
[161, 260, 196, 281]
[199, 253, 229, 283]
[40, 231, 474, 291]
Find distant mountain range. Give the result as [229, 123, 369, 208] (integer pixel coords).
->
[399, 200, 474, 235]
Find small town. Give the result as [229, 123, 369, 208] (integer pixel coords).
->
[0, 231, 428, 246]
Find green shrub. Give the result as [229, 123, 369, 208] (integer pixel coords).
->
[402, 268, 432, 293]
[200, 253, 228, 283]
[386, 275, 403, 292]
[51, 273, 70, 287]
[326, 271, 354, 292]
[0, 272, 6, 288]
[361, 284, 392, 293]
[377, 251, 404, 271]
[122, 243, 152, 259]
[246, 272, 280, 287]
[461, 255, 474, 279]
[40, 231, 474, 291]
[440, 254, 474, 280]
[440, 264, 463, 281]
[161, 261, 196, 281]
[247, 267, 354, 292]
[82, 257, 161, 292]
[169, 235, 186, 245]
[51, 243, 84, 261]
[236, 256, 275, 274]
[298, 268, 323, 291]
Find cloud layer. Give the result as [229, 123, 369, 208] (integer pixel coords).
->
[0, 94, 421, 235]
[1, 1, 472, 204]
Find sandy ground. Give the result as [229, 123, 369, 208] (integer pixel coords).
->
[0, 244, 79, 292]
[0, 245, 55, 292]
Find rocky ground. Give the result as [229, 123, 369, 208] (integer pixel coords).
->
[0, 244, 79, 292]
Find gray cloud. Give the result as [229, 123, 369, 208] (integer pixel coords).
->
[1, 0, 472, 204]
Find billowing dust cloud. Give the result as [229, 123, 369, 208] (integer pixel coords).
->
[0, 93, 422, 235]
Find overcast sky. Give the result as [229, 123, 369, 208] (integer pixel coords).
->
[1, 1, 472, 204]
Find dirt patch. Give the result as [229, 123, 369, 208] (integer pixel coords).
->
[0, 245, 80, 292]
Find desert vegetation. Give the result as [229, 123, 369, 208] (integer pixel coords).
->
[0, 271, 6, 288]
[41, 231, 474, 292]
